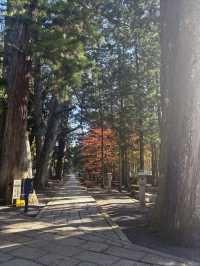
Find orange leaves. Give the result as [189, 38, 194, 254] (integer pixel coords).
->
[80, 128, 118, 175]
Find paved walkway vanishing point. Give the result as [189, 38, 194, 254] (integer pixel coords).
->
[0, 174, 198, 266]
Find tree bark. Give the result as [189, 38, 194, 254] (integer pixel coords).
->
[33, 61, 43, 164]
[135, 35, 145, 172]
[55, 134, 66, 180]
[55, 113, 69, 180]
[151, 143, 158, 186]
[124, 148, 130, 189]
[0, 99, 6, 162]
[34, 99, 68, 188]
[0, 1, 36, 202]
[139, 126, 144, 171]
[156, 0, 200, 245]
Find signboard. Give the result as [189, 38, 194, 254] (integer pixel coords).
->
[28, 191, 39, 205]
[12, 180, 22, 203]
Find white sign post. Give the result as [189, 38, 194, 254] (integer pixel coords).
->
[12, 180, 22, 204]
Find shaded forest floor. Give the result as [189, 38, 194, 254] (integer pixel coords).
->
[89, 187, 200, 263]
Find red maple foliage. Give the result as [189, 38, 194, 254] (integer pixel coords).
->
[80, 128, 118, 177]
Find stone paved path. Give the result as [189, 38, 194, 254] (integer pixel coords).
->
[0, 174, 198, 266]
[90, 187, 200, 263]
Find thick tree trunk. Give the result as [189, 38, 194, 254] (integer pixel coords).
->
[55, 113, 71, 179]
[34, 100, 60, 188]
[0, 1, 36, 202]
[151, 143, 158, 186]
[33, 61, 43, 164]
[156, 0, 200, 245]
[34, 99, 68, 188]
[0, 99, 6, 162]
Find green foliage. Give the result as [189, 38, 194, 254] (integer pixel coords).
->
[74, 0, 160, 174]
[0, 0, 161, 189]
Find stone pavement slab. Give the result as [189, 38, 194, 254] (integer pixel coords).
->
[38, 253, 79, 266]
[1, 258, 42, 266]
[115, 260, 150, 266]
[0, 174, 198, 266]
[0, 252, 13, 263]
[105, 246, 146, 261]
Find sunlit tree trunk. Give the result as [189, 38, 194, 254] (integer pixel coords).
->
[156, 0, 200, 244]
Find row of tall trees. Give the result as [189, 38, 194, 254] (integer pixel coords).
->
[0, 0, 200, 246]
[74, 0, 200, 245]
[0, 0, 101, 201]
[75, 0, 160, 189]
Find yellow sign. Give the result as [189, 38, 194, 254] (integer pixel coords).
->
[16, 199, 25, 207]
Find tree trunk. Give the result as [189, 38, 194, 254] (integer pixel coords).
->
[0, 99, 6, 162]
[55, 133, 66, 180]
[122, 147, 129, 188]
[125, 149, 130, 190]
[139, 126, 144, 171]
[33, 61, 43, 164]
[34, 99, 68, 188]
[121, 148, 125, 186]
[0, 1, 36, 202]
[119, 148, 123, 192]
[101, 124, 105, 187]
[151, 143, 158, 186]
[135, 36, 145, 172]
[156, 0, 200, 245]
[55, 112, 69, 180]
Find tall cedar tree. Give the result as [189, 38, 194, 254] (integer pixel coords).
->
[156, 0, 200, 245]
[0, 0, 37, 202]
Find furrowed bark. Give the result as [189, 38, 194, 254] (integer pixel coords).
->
[0, 1, 37, 202]
[34, 99, 69, 188]
[156, 0, 200, 245]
